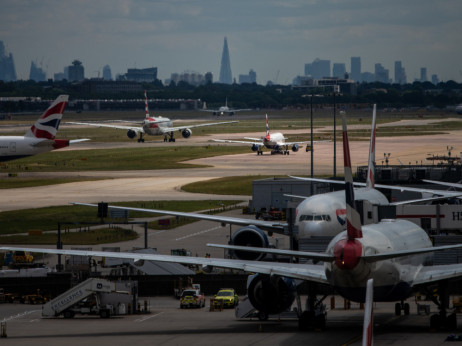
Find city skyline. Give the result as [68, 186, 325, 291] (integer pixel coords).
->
[0, 0, 461, 84]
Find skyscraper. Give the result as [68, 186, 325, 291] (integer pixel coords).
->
[219, 37, 232, 84]
[102, 65, 112, 80]
[350, 57, 361, 82]
[375, 63, 389, 83]
[68, 60, 84, 81]
[0, 41, 17, 81]
[394, 61, 407, 84]
[420, 68, 428, 82]
[29, 61, 46, 82]
[332, 63, 346, 78]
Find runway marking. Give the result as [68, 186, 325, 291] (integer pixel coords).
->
[134, 312, 164, 322]
[175, 225, 222, 241]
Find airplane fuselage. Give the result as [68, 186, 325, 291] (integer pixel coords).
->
[263, 132, 286, 149]
[142, 117, 173, 136]
[325, 219, 433, 303]
[295, 188, 389, 239]
[0, 136, 68, 162]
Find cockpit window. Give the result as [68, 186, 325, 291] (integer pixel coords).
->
[299, 214, 332, 222]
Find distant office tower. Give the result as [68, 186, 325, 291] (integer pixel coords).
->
[68, 60, 85, 81]
[219, 37, 233, 84]
[374, 63, 390, 83]
[350, 57, 361, 82]
[304, 63, 313, 77]
[123, 67, 157, 82]
[420, 68, 428, 82]
[0, 41, 17, 81]
[29, 61, 46, 82]
[239, 69, 257, 84]
[102, 65, 112, 80]
[431, 74, 439, 85]
[394, 61, 407, 84]
[308, 58, 330, 79]
[205, 72, 213, 84]
[332, 63, 346, 78]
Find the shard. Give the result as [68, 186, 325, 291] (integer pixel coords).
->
[219, 37, 232, 84]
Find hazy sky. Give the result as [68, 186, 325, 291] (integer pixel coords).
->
[1, 0, 461, 84]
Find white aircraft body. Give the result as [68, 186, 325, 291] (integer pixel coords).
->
[214, 114, 310, 155]
[69, 91, 238, 143]
[0, 95, 87, 162]
[201, 98, 251, 116]
[4, 114, 462, 334]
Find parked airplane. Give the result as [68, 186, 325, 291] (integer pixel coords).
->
[214, 114, 311, 155]
[4, 114, 462, 335]
[0, 95, 88, 162]
[201, 98, 251, 116]
[69, 91, 238, 143]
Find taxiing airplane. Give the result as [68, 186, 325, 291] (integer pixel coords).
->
[4, 114, 462, 336]
[201, 98, 251, 116]
[69, 91, 238, 143]
[214, 114, 310, 155]
[0, 95, 88, 162]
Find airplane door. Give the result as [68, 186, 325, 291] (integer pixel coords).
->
[10, 142, 16, 152]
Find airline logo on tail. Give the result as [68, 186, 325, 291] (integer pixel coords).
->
[26, 95, 68, 139]
[336, 209, 347, 225]
[264, 114, 270, 142]
[144, 90, 150, 118]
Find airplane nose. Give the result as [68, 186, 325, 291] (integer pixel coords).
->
[300, 222, 324, 237]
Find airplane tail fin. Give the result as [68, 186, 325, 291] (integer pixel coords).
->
[362, 278, 374, 346]
[265, 114, 270, 135]
[342, 113, 363, 239]
[25, 95, 68, 139]
[365, 104, 377, 189]
[144, 90, 150, 118]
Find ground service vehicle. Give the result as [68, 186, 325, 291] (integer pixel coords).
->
[180, 288, 205, 308]
[213, 288, 239, 308]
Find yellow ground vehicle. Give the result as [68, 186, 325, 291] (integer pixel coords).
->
[213, 288, 239, 308]
[180, 288, 205, 308]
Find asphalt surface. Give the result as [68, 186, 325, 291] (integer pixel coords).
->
[0, 296, 458, 345]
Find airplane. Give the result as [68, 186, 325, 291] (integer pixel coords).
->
[0, 95, 88, 162]
[4, 114, 462, 336]
[200, 98, 251, 116]
[213, 114, 312, 155]
[69, 91, 238, 143]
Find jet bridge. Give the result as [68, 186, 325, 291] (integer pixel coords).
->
[42, 278, 116, 317]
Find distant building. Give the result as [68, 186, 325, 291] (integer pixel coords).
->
[102, 65, 112, 81]
[350, 57, 361, 82]
[305, 58, 330, 79]
[0, 41, 17, 81]
[432, 74, 439, 85]
[79, 80, 142, 94]
[170, 71, 207, 86]
[394, 61, 407, 84]
[239, 69, 257, 84]
[120, 67, 157, 82]
[420, 67, 428, 82]
[361, 72, 375, 83]
[29, 61, 46, 82]
[54, 72, 65, 81]
[332, 63, 346, 78]
[205, 72, 213, 84]
[68, 60, 85, 81]
[219, 37, 233, 84]
[374, 63, 390, 83]
[315, 77, 357, 95]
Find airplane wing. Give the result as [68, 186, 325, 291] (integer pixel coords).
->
[289, 176, 462, 199]
[413, 264, 462, 286]
[67, 122, 145, 134]
[213, 139, 264, 145]
[71, 202, 287, 233]
[161, 120, 238, 134]
[422, 179, 462, 189]
[0, 246, 328, 284]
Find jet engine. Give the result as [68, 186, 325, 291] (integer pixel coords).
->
[127, 130, 137, 139]
[247, 274, 297, 315]
[230, 226, 269, 261]
[181, 129, 192, 138]
[291, 144, 299, 152]
[251, 144, 259, 152]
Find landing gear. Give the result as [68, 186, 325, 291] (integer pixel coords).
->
[425, 280, 457, 330]
[165, 132, 176, 142]
[298, 284, 327, 331]
[394, 301, 410, 316]
[137, 133, 145, 143]
[257, 150, 263, 155]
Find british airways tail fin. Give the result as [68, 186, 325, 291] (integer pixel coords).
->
[365, 105, 377, 189]
[362, 278, 374, 346]
[265, 114, 270, 137]
[25, 95, 68, 139]
[342, 113, 363, 239]
[144, 90, 150, 118]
